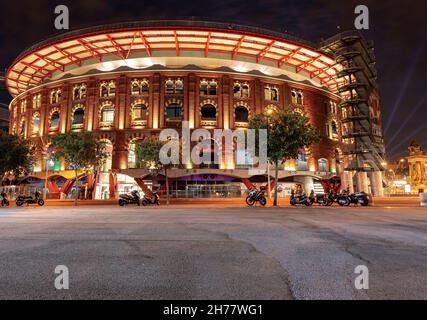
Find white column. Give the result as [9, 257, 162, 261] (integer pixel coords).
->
[356, 172, 369, 193]
[370, 171, 384, 197]
[341, 171, 354, 193]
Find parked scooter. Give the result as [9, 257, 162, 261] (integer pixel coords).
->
[118, 190, 141, 206]
[246, 187, 267, 206]
[290, 191, 311, 206]
[337, 188, 369, 207]
[348, 191, 369, 206]
[15, 191, 44, 207]
[1, 191, 10, 207]
[311, 192, 331, 206]
[142, 191, 160, 206]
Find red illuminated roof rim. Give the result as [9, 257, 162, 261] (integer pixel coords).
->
[10, 17, 322, 67]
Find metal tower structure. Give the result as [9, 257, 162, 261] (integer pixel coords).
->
[321, 31, 386, 174]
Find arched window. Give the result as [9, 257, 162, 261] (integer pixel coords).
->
[241, 84, 250, 98]
[100, 105, 115, 125]
[318, 159, 327, 172]
[165, 79, 174, 94]
[32, 94, 41, 109]
[271, 88, 278, 101]
[235, 106, 249, 123]
[141, 80, 149, 94]
[297, 92, 304, 105]
[331, 121, 338, 135]
[100, 81, 115, 97]
[233, 83, 241, 97]
[200, 80, 209, 95]
[131, 80, 140, 95]
[108, 81, 116, 96]
[20, 120, 26, 137]
[297, 149, 307, 171]
[165, 103, 183, 119]
[327, 120, 338, 140]
[132, 104, 148, 121]
[175, 79, 184, 94]
[32, 114, 40, 135]
[264, 87, 271, 100]
[72, 107, 85, 129]
[291, 90, 297, 104]
[208, 80, 217, 95]
[201, 104, 217, 120]
[50, 111, 60, 130]
[50, 90, 61, 104]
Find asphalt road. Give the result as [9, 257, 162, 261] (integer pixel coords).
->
[0, 204, 426, 300]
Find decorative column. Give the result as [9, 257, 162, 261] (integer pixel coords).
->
[370, 171, 384, 197]
[86, 78, 96, 132]
[356, 171, 369, 193]
[341, 171, 354, 193]
[188, 73, 196, 129]
[222, 75, 231, 130]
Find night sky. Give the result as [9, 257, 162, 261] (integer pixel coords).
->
[0, 0, 425, 161]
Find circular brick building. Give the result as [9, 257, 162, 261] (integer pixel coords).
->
[5, 20, 385, 199]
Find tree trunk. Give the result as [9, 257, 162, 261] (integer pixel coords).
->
[165, 167, 170, 206]
[74, 170, 78, 206]
[273, 160, 279, 206]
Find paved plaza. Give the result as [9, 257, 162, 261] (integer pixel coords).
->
[0, 204, 426, 300]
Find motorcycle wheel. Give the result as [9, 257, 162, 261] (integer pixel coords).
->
[118, 199, 126, 207]
[142, 200, 148, 206]
[361, 198, 369, 207]
[16, 200, 24, 207]
[304, 200, 311, 206]
[246, 196, 255, 206]
[290, 200, 296, 206]
[38, 199, 45, 206]
[343, 199, 350, 207]
[259, 197, 267, 207]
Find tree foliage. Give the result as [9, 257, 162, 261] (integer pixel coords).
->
[0, 131, 34, 177]
[249, 107, 321, 206]
[50, 132, 109, 172]
[136, 138, 166, 170]
[249, 107, 320, 163]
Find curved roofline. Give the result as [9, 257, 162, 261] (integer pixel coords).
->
[11, 18, 319, 65]
[7, 18, 344, 96]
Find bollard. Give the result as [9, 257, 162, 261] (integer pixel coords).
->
[420, 193, 427, 207]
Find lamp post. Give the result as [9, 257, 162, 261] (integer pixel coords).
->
[266, 108, 274, 200]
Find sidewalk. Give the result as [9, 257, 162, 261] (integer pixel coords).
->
[25, 196, 424, 208]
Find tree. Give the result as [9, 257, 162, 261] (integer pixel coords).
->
[249, 107, 320, 206]
[51, 132, 109, 205]
[136, 138, 171, 205]
[0, 130, 34, 179]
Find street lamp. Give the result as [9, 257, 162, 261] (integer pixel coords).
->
[266, 107, 274, 200]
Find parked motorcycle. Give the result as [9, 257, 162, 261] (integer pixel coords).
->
[15, 191, 44, 207]
[312, 193, 332, 206]
[142, 191, 160, 206]
[290, 191, 311, 206]
[246, 188, 267, 206]
[1, 192, 10, 207]
[118, 190, 141, 206]
[327, 190, 338, 206]
[348, 192, 369, 206]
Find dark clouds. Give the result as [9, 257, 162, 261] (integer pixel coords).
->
[0, 0, 426, 160]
